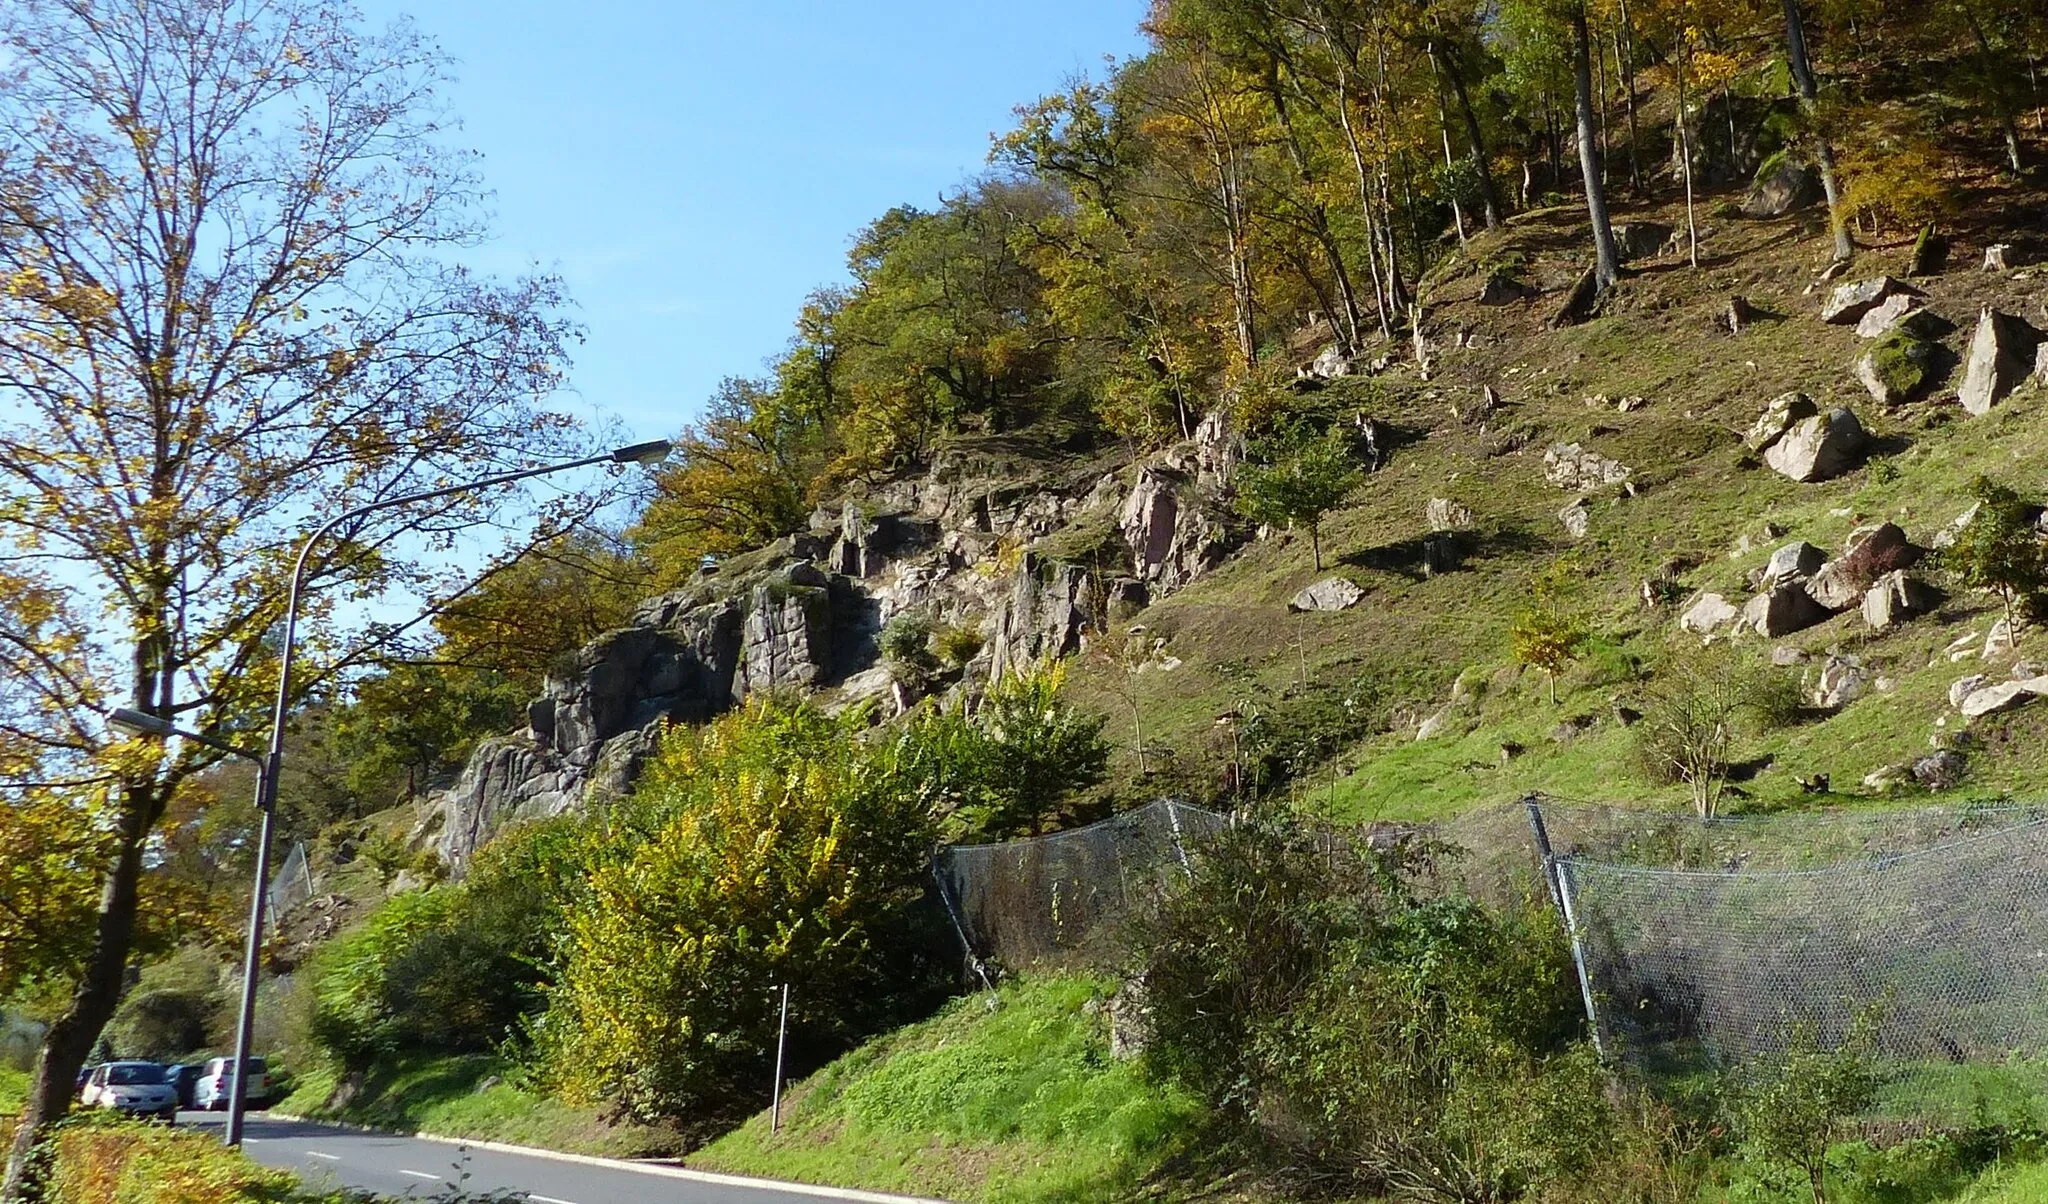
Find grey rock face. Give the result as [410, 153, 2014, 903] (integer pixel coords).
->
[1679, 592, 1740, 634]
[1949, 675, 1990, 709]
[1959, 307, 2038, 416]
[1290, 576, 1367, 612]
[1760, 541, 1826, 589]
[1614, 221, 1674, 261]
[1763, 408, 1866, 483]
[1820, 276, 1921, 325]
[432, 736, 570, 868]
[1745, 583, 1829, 637]
[1746, 392, 1818, 452]
[1912, 750, 1967, 791]
[1853, 295, 1940, 339]
[1742, 160, 1821, 218]
[989, 552, 1093, 679]
[1426, 497, 1473, 531]
[1558, 498, 1592, 539]
[1812, 654, 1867, 708]
[1959, 676, 2048, 718]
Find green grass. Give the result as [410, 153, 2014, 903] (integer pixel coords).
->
[0, 1066, 25, 1114]
[691, 975, 1203, 1204]
[276, 1052, 677, 1159]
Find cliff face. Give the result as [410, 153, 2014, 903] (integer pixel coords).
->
[420, 416, 1245, 867]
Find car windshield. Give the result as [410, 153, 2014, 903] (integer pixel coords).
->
[107, 1064, 165, 1086]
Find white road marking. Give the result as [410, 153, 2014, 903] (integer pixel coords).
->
[528, 1195, 579, 1204]
[400, 1169, 440, 1180]
[304, 1151, 340, 1161]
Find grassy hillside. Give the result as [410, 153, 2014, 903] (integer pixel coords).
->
[1062, 189, 2048, 821]
[690, 975, 1205, 1204]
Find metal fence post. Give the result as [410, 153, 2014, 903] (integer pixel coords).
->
[1525, 797, 1606, 1060]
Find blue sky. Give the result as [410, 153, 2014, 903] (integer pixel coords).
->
[364, 0, 1153, 442]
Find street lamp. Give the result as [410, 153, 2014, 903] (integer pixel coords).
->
[219, 439, 671, 1146]
[106, 708, 264, 767]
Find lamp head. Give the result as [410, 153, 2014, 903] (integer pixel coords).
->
[108, 707, 173, 738]
[610, 439, 674, 466]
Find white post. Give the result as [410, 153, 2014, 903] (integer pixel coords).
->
[771, 983, 790, 1134]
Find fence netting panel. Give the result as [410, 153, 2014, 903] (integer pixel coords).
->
[267, 841, 314, 920]
[933, 800, 1227, 969]
[1551, 805, 2048, 1068]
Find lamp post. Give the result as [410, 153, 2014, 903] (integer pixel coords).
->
[218, 439, 672, 1146]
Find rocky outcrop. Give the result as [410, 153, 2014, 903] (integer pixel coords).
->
[1807, 524, 1921, 610]
[1118, 466, 1235, 592]
[1426, 497, 1473, 531]
[1959, 307, 2037, 416]
[427, 736, 573, 867]
[1863, 570, 1940, 630]
[1958, 675, 2048, 718]
[1763, 407, 1866, 482]
[1542, 442, 1632, 490]
[988, 552, 1094, 679]
[1745, 582, 1829, 637]
[1853, 295, 1938, 339]
[1758, 541, 1825, 589]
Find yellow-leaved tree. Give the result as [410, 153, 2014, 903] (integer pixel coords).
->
[0, 1, 600, 1190]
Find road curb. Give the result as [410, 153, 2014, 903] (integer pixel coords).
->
[262, 1112, 950, 1203]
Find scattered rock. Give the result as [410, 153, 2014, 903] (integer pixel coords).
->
[1854, 330, 1941, 404]
[1290, 576, 1367, 613]
[1680, 592, 1741, 634]
[1862, 764, 1910, 794]
[1911, 750, 1967, 791]
[1812, 654, 1867, 708]
[1479, 269, 1533, 305]
[1820, 276, 1921, 325]
[1959, 307, 2038, 416]
[1426, 497, 1473, 531]
[1764, 407, 1867, 483]
[1771, 645, 1806, 667]
[1455, 386, 1502, 424]
[1558, 498, 1591, 539]
[1931, 502, 1983, 551]
[1759, 541, 1826, 589]
[1549, 266, 1601, 329]
[1743, 160, 1821, 218]
[1958, 675, 2048, 718]
[1416, 704, 1456, 741]
[1745, 391, 1818, 452]
[1949, 674, 1989, 709]
[1807, 524, 1921, 610]
[1549, 714, 1599, 743]
[1745, 582, 1830, 637]
[1615, 221, 1675, 262]
[1862, 570, 1941, 630]
[1543, 442, 1632, 490]
[1985, 618, 2021, 658]
[1985, 244, 2016, 272]
[1615, 394, 1650, 412]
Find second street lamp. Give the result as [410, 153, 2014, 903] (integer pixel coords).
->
[219, 439, 672, 1146]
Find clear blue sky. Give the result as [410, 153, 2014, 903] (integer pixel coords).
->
[365, 0, 1153, 441]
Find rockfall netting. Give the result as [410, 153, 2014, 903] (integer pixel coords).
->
[932, 799, 1228, 969]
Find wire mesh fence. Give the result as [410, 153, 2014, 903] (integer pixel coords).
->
[266, 841, 315, 920]
[932, 799, 1227, 970]
[1538, 802, 2048, 1073]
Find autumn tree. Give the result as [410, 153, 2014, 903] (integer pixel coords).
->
[0, 1, 597, 1191]
[1509, 558, 1589, 703]
[1939, 476, 2048, 651]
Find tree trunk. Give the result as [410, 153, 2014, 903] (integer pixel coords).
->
[1310, 522, 1323, 571]
[1615, 0, 1645, 194]
[1440, 41, 1502, 227]
[1782, 0, 1855, 262]
[1962, 6, 2026, 175]
[2, 808, 152, 1201]
[1677, 41, 1701, 266]
[1430, 48, 1470, 244]
[1571, 2, 1622, 289]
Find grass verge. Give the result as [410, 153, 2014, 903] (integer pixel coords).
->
[275, 1051, 677, 1159]
[690, 975, 1203, 1204]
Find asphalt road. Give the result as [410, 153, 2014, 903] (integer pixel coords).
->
[176, 1112, 940, 1204]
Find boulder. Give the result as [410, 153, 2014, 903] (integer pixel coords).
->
[1745, 391, 1818, 452]
[1763, 407, 1866, 482]
[1853, 331, 1940, 405]
[1958, 307, 2037, 416]
[1615, 221, 1675, 262]
[1853, 295, 1942, 339]
[1743, 160, 1822, 218]
[1478, 269, 1533, 305]
[1911, 750, 1967, 790]
[1426, 497, 1473, 531]
[1542, 442, 1632, 490]
[1759, 541, 1826, 589]
[1820, 276, 1921, 325]
[1949, 675, 1989, 709]
[1118, 465, 1235, 592]
[1679, 592, 1741, 634]
[1744, 582, 1830, 637]
[1303, 344, 1352, 381]
[1862, 570, 1940, 630]
[1812, 654, 1867, 709]
[1558, 498, 1592, 539]
[1290, 576, 1367, 612]
[1958, 675, 2048, 718]
[1807, 523, 1921, 610]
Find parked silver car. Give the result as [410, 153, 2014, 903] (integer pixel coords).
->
[192, 1055, 271, 1110]
[80, 1061, 178, 1121]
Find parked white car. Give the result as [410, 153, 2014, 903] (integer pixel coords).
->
[80, 1061, 178, 1121]
[193, 1056, 271, 1110]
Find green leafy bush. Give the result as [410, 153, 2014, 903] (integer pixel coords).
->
[1131, 816, 1611, 1200]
